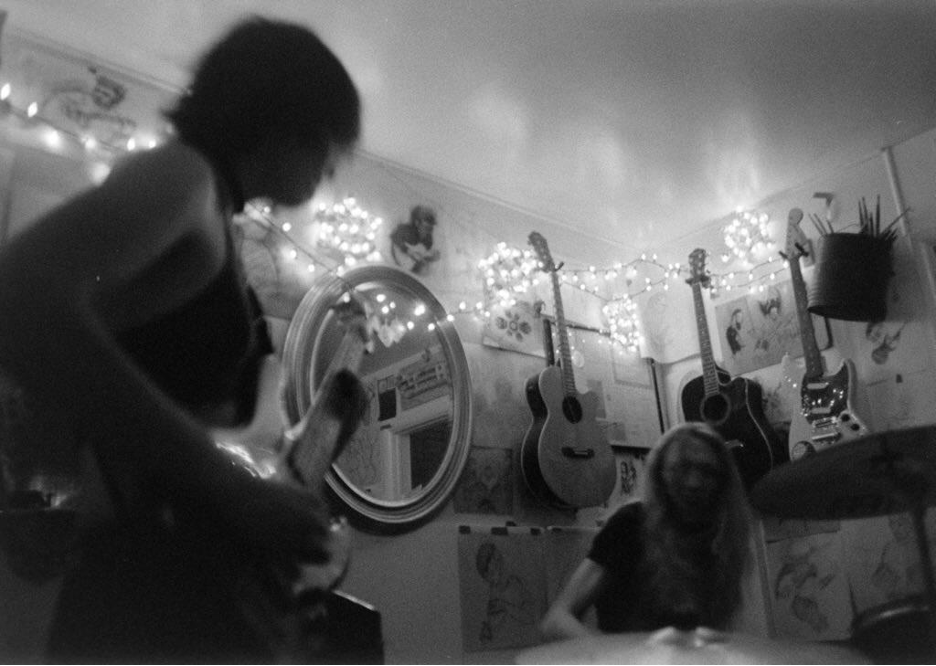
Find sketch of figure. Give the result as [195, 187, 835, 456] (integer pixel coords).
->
[41, 69, 137, 147]
[753, 286, 794, 354]
[865, 321, 906, 366]
[619, 458, 638, 496]
[774, 545, 838, 634]
[725, 308, 745, 355]
[871, 513, 922, 600]
[390, 205, 440, 274]
[475, 540, 535, 643]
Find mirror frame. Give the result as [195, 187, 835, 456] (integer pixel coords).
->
[281, 264, 473, 531]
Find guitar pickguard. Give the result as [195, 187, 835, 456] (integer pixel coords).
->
[788, 360, 868, 460]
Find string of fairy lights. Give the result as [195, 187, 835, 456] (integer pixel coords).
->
[2, 80, 794, 356]
[477, 234, 789, 353]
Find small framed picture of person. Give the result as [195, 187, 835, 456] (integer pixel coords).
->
[390, 205, 440, 274]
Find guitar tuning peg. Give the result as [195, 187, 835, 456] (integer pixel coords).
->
[794, 242, 809, 257]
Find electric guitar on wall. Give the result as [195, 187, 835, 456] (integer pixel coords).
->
[783, 208, 869, 460]
[680, 248, 787, 489]
[520, 232, 616, 508]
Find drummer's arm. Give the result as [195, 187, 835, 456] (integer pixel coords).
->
[540, 558, 608, 642]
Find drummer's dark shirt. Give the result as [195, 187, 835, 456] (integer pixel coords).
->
[588, 502, 728, 633]
[589, 502, 651, 632]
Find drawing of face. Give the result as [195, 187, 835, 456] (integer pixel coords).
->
[91, 75, 126, 109]
[415, 217, 434, 241]
[731, 309, 743, 329]
[758, 287, 782, 321]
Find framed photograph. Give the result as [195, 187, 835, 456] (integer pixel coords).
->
[714, 279, 830, 375]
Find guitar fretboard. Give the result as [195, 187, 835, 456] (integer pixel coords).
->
[689, 278, 719, 397]
[289, 326, 367, 487]
[787, 251, 824, 380]
[548, 268, 576, 397]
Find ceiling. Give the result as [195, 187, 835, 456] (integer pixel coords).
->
[3, 0, 936, 252]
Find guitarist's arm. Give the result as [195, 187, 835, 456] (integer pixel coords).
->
[0, 164, 335, 569]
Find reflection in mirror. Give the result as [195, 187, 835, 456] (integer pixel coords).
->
[282, 265, 472, 531]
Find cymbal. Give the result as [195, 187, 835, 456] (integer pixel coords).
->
[515, 627, 867, 664]
[751, 425, 936, 520]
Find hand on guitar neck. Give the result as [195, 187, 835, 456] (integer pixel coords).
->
[208, 297, 372, 659]
[211, 360, 369, 573]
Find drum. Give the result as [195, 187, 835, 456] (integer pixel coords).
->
[851, 596, 934, 664]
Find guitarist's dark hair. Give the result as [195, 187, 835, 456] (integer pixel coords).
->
[639, 422, 752, 629]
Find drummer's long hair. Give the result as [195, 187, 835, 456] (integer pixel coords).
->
[640, 421, 752, 629]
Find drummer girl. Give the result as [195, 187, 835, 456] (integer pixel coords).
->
[540, 422, 752, 639]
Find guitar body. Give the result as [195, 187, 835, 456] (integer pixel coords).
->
[208, 302, 370, 661]
[213, 355, 353, 587]
[788, 358, 868, 460]
[680, 364, 786, 489]
[521, 366, 616, 508]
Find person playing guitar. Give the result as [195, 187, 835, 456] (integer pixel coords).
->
[0, 17, 365, 663]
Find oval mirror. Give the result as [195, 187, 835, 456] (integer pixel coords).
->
[281, 264, 472, 531]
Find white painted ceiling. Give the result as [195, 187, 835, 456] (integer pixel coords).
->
[3, 0, 936, 252]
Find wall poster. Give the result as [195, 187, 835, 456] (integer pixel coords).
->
[714, 279, 830, 376]
[457, 526, 546, 652]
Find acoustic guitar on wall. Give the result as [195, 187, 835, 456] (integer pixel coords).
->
[680, 248, 787, 489]
[782, 208, 869, 460]
[520, 232, 616, 509]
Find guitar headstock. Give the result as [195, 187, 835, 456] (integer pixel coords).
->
[528, 231, 556, 273]
[686, 248, 710, 287]
[784, 208, 808, 262]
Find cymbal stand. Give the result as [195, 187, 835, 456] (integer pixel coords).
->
[888, 457, 936, 658]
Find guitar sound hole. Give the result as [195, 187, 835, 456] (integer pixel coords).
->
[700, 394, 730, 426]
[562, 396, 583, 424]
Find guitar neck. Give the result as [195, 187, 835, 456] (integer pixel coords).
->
[549, 269, 576, 396]
[288, 331, 366, 487]
[788, 253, 824, 379]
[690, 280, 720, 396]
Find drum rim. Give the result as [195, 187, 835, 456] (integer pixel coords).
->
[852, 594, 930, 632]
